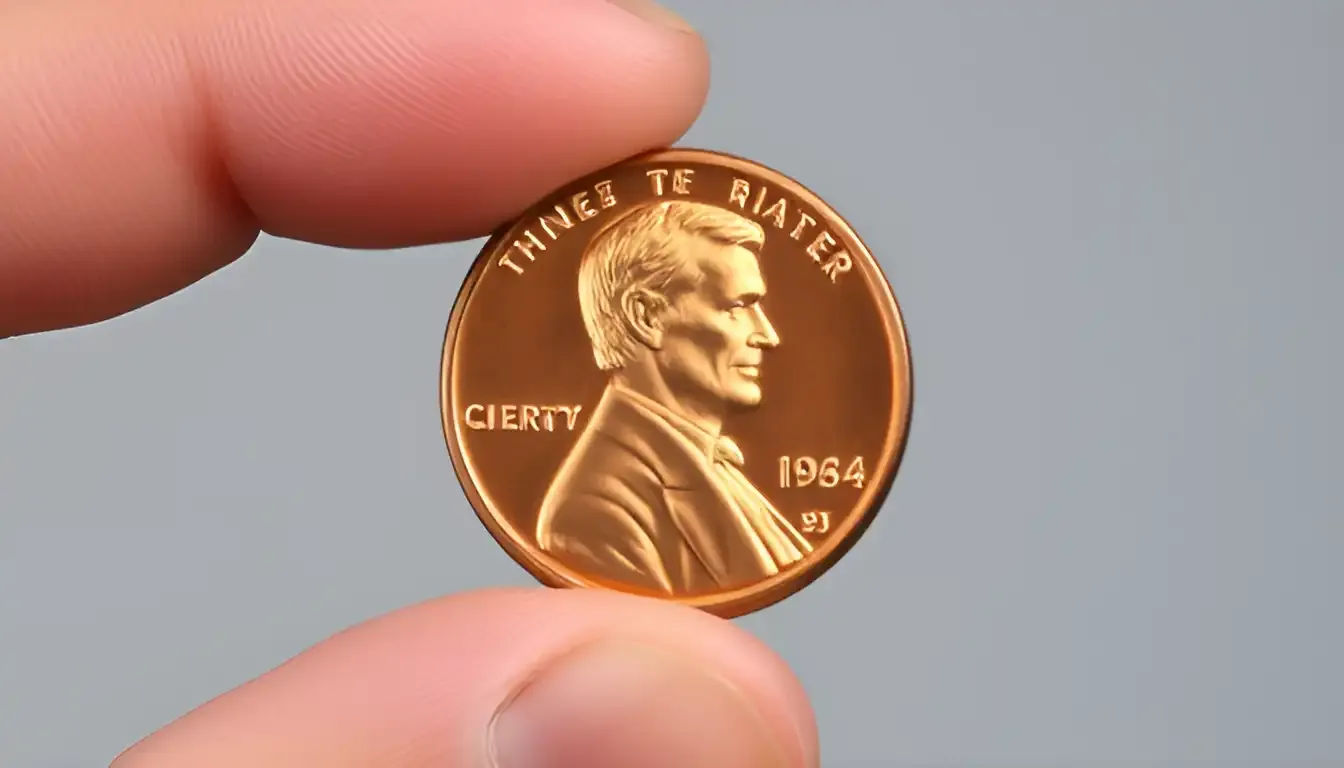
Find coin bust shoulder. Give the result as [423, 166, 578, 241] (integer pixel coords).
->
[440, 148, 912, 618]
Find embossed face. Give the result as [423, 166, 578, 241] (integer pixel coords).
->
[656, 238, 781, 411]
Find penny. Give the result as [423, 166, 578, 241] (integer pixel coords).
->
[439, 148, 913, 618]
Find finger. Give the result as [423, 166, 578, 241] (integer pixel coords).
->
[0, 0, 708, 337]
[110, 587, 819, 768]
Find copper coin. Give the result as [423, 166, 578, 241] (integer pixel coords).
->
[439, 148, 913, 618]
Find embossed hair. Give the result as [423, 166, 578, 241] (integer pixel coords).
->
[576, 200, 766, 371]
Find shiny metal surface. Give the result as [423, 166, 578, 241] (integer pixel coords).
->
[440, 148, 912, 617]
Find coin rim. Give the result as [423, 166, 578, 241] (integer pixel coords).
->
[439, 146, 914, 618]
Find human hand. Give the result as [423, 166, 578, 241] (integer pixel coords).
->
[0, 0, 819, 765]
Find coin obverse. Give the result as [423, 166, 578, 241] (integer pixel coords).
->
[439, 148, 913, 618]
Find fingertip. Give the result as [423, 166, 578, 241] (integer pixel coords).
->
[479, 588, 820, 763]
[196, 0, 713, 247]
[349, 587, 819, 764]
[114, 587, 818, 768]
[0, 0, 712, 336]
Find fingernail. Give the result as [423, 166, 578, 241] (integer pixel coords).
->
[606, 0, 695, 33]
[489, 640, 793, 768]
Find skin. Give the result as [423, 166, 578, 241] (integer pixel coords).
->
[619, 240, 782, 434]
[0, 0, 818, 765]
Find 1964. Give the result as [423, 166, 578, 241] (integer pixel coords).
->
[778, 456, 865, 489]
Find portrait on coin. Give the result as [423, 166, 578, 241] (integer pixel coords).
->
[535, 199, 814, 595]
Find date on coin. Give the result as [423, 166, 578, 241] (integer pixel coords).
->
[439, 148, 912, 617]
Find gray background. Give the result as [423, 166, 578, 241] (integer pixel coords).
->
[2, 1, 1341, 765]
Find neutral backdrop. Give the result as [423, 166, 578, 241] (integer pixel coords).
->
[2, 2, 1341, 766]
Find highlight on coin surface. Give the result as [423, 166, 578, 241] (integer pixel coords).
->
[439, 148, 912, 618]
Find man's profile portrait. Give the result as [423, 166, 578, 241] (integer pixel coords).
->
[535, 199, 814, 595]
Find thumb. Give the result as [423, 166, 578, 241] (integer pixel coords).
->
[111, 588, 818, 768]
